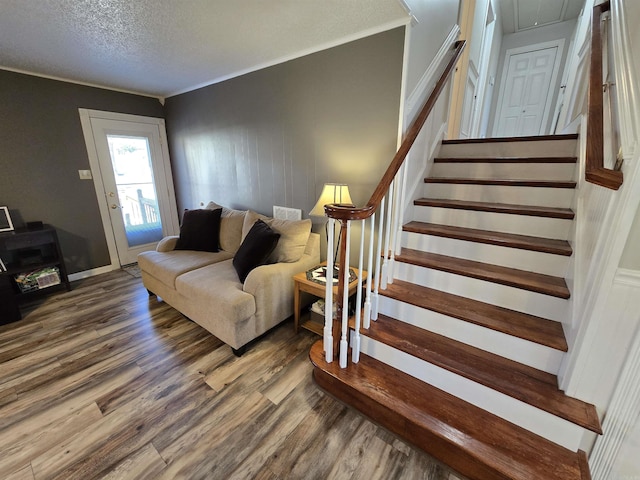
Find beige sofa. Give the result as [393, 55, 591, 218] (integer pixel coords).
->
[138, 204, 320, 355]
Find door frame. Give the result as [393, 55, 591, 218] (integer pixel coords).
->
[447, 0, 476, 139]
[459, 60, 479, 138]
[79, 109, 179, 269]
[470, 0, 496, 138]
[492, 39, 565, 137]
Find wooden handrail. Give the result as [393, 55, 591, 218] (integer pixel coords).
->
[324, 39, 465, 363]
[586, 0, 623, 190]
[325, 40, 466, 221]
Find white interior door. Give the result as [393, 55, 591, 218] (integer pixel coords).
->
[494, 42, 563, 137]
[80, 110, 179, 267]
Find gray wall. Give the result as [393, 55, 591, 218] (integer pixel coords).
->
[0, 70, 164, 273]
[164, 28, 405, 221]
[403, 0, 460, 98]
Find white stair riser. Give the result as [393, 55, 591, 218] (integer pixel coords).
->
[358, 335, 584, 451]
[401, 231, 570, 277]
[413, 206, 571, 239]
[439, 139, 577, 158]
[429, 162, 576, 181]
[423, 184, 574, 208]
[392, 262, 569, 322]
[377, 295, 564, 373]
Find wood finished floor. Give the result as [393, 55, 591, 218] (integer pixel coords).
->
[0, 270, 458, 480]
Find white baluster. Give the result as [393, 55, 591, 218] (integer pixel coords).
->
[363, 213, 375, 329]
[324, 218, 335, 363]
[339, 220, 351, 368]
[352, 219, 365, 363]
[380, 182, 393, 290]
[372, 197, 385, 321]
[387, 172, 403, 285]
[397, 159, 409, 257]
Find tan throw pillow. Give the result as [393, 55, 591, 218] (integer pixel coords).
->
[242, 210, 311, 263]
[205, 201, 246, 253]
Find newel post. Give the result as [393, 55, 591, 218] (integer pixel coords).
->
[333, 218, 348, 361]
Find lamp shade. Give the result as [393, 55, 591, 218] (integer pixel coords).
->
[309, 183, 353, 217]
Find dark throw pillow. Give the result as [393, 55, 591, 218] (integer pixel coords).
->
[175, 208, 222, 252]
[233, 219, 280, 282]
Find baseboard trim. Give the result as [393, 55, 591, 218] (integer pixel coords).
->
[68, 264, 118, 282]
[614, 268, 640, 287]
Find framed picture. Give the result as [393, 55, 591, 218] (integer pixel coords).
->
[0, 207, 14, 232]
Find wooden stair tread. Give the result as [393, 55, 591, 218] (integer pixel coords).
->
[395, 248, 570, 298]
[363, 315, 601, 433]
[381, 279, 568, 351]
[414, 198, 575, 219]
[434, 156, 577, 163]
[403, 221, 573, 256]
[441, 134, 579, 144]
[310, 341, 590, 480]
[424, 178, 577, 188]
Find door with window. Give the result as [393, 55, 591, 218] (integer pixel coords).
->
[80, 110, 179, 266]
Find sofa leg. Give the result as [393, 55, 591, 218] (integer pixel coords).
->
[147, 289, 156, 297]
[232, 345, 247, 357]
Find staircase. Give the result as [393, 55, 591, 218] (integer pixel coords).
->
[310, 134, 601, 480]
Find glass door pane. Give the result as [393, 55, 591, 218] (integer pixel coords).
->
[106, 135, 163, 247]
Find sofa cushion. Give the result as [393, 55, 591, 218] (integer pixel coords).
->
[242, 211, 311, 263]
[233, 219, 280, 282]
[138, 250, 232, 289]
[175, 259, 256, 323]
[175, 208, 222, 252]
[206, 201, 246, 254]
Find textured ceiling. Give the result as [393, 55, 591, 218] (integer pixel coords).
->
[0, 0, 409, 98]
[499, 0, 584, 33]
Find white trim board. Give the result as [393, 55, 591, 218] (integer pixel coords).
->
[78, 109, 179, 270]
[68, 264, 119, 282]
[79, 109, 120, 271]
[615, 268, 640, 288]
[0, 66, 164, 101]
[492, 39, 565, 137]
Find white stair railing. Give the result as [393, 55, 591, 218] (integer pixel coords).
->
[321, 40, 466, 367]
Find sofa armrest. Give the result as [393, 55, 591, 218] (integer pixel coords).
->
[243, 253, 317, 295]
[242, 233, 320, 331]
[243, 232, 320, 295]
[157, 236, 179, 252]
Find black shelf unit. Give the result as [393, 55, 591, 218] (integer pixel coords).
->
[0, 225, 71, 324]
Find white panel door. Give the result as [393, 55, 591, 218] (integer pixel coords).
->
[495, 45, 559, 137]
